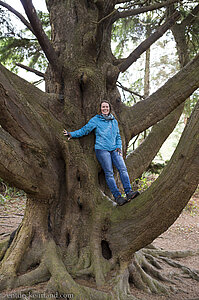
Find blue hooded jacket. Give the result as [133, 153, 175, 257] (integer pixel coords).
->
[70, 114, 122, 151]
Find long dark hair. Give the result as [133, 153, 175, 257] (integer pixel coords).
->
[98, 100, 112, 114]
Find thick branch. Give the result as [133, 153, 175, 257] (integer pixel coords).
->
[126, 104, 184, 180]
[120, 52, 199, 140]
[118, 11, 180, 73]
[0, 64, 64, 198]
[113, 0, 180, 20]
[20, 0, 62, 79]
[16, 63, 45, 78]
[0, 64, 50, 145]
[0, 1, 33, 33]
[0, 128, 40, 195]
[0, 123, 60, 199]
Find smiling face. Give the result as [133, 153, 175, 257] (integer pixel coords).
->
[101, 102, 110, 115]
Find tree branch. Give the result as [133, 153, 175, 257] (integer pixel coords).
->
[0, 1, 34, 33]
[118, 11, 180, 73]
[0, 128, 40, 194]
[0, 63, 48, 145]
[0, 64, 65, 199]
[181, 3, 199, 27]
[0, 63, 66, 154]
[119, 52, 199, 141]
[16, 63, 45, 78]
[113, 0, 180, 20]
[125, 104, 184, 180]
[95, 9, 117, 25]
[115, 0, 134, 3]
[20, 0, 62, 79]
[116, 81, 144, 99]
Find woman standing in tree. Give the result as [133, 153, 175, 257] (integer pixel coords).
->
[63, 100, 139, 206]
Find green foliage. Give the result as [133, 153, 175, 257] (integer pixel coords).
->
[0, 8, 14, 36]
[0, 178, 25, 205]
[136, 175, 149, 192]
[0, 9, 49, 73]
[118, 72, 144, 105]
[132, 173, 157, 193]
[150, 38, 179, 89]
[0, 194, 6, 204]
[112, 16, 144, 58]
[179, 4, 199, 59]
[0, 36, 46, 72]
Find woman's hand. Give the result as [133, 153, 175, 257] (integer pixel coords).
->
[63, 129, 72, 140]
[116, 148, 122, 156]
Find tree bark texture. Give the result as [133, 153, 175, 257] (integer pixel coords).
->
[0, 1, 199, 298]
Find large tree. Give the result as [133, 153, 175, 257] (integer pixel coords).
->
[0, 0, 199, 299]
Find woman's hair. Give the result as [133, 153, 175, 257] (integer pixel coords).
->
[99, 100, 112, 114]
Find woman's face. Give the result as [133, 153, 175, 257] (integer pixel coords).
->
[101, 102, 110, 115]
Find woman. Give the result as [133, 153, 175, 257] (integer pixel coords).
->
[63, 101, 139, 206]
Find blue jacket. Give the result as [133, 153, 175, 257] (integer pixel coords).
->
[70, 114, 122, 151]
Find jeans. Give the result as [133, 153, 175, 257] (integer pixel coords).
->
[95, 149, 132, 199]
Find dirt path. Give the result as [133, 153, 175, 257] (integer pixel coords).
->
[0, 196, 26, 240]
[0, 192, 199, 300]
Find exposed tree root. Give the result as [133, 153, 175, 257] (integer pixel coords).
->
[143, 246, 199, 259]
[15, 262, 50, 288]
[129, 251, 172, 295]
[128, 245, 199, 296]
[0, 233, 112, 299]
[1, 224, 199, 300]
[44, 239, 112, 300]
[0, 227, 139, 300]
[0, 238, 9, 260]
[111, 263, 138, 300]
[0, 223, 32, 276]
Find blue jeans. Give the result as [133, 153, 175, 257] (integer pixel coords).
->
[95, 149, 132, 199]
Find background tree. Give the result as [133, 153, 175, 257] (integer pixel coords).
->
[0, 2, 48, 76]
[0, 0, 199, 299]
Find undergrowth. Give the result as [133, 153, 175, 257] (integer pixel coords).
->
[0, 178, 25, 205]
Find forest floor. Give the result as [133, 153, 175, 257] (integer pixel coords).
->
[0, 189, 199, 300]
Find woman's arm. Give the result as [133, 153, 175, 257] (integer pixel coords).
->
[63, 117, 97, 139]
[115, 121, 122, 150]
